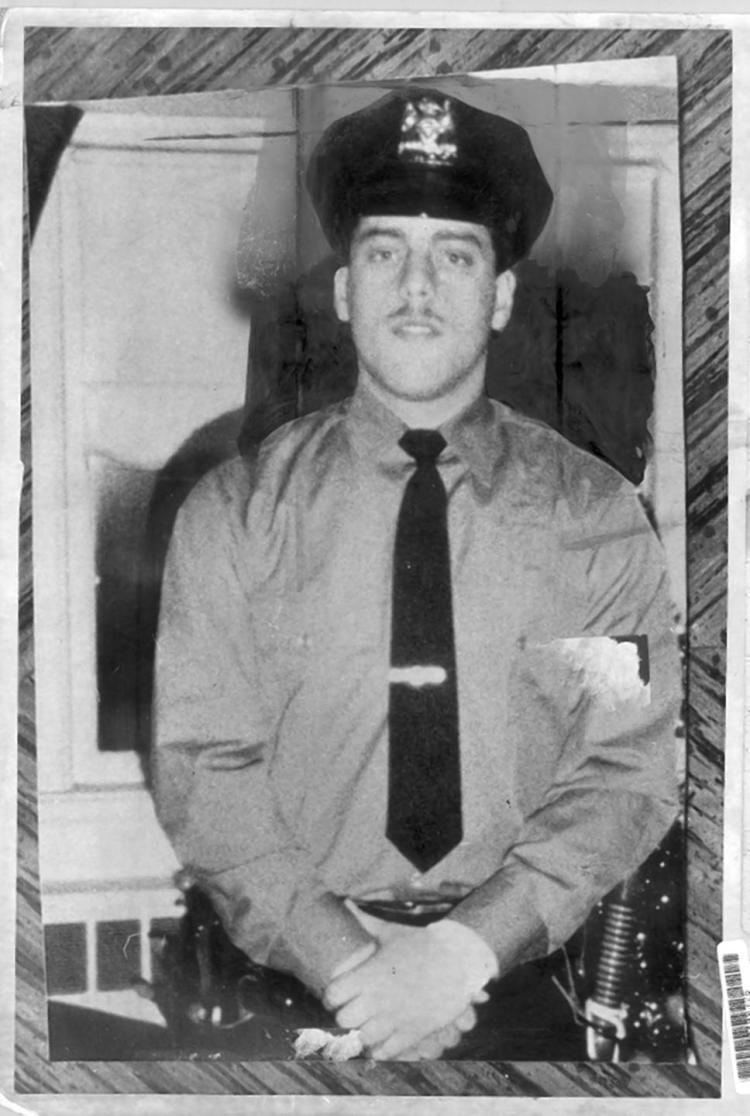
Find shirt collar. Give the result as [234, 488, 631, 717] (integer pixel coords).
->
[345, 379, 498, 489]
[441, 392, 497, 490]
[345, 379, 408, 462]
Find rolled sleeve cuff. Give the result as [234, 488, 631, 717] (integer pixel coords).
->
[272, 890, 379, 997]
[203, 868, 377, 999]
[446, 872, 550, 979]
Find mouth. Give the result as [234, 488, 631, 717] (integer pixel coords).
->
[391, 318, 441, 338]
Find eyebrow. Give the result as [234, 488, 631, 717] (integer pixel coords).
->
[352, 226, 487, 251]
[352, 226, 405, 245]
[432, 229, 486, 251]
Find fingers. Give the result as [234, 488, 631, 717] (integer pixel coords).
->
[359, 1014, 397, 1050]
[324, 969, 364, 1011]
[391, 1010, 477, 1061]
[454, 1005, 478, 1032]
[396, 1045, 427, 1061]
[425, 1023, 461, 1054]
[328, 942, 377, 981]
[324, 931, 483, 1055]
[335, 996, 371, 1031]
[325, 949, 394, 1011]
[335, 998, 477, 1056]
[371, 1022, 459, 1061]
[398, 1036, 444, 1060]
[369, 1029, 414, 1061]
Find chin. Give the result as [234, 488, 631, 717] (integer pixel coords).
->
[385, 379, 451, 403]
[375, 360, 454, 397]
[389, 371, 462, 402]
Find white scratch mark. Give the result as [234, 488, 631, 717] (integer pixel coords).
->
[121, 932, 140, 959]
[294, 1028, 364, 1061]
[293, 1029, 330, 1057]
[389, 665, 447, 688]
[555, 637, 650, 711]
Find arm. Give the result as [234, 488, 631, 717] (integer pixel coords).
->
[328, 480, 681, 1056]
[326, 477, 681, 1057]
[152, 465, 374, 997]
[446, 479, 682, 973]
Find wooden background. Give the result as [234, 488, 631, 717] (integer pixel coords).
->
[17, 26, 730, 1100]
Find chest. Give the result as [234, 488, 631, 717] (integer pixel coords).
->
[248, 473, 584, 687]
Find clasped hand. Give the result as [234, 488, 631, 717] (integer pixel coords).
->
[323, 921, 486, 1060]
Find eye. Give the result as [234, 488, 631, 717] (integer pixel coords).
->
[442, 247, 475, 268]
[366, 243, 400, 263]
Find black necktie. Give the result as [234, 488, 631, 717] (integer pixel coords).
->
[386, 429, 462, 872]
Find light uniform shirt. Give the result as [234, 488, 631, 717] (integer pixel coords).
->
[153, 382, 681, 997]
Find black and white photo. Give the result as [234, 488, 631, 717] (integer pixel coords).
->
[11, 19, 732, 1102]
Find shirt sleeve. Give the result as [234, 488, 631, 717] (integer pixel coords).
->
[152, 464, 374, 997]
[448, 477, 682, 975]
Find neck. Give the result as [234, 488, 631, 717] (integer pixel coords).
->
[358, 368, 486, 430]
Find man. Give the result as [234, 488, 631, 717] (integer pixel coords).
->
[153, 86, 681, 1061]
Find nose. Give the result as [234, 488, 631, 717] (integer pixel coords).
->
[398, 245, 436, 303]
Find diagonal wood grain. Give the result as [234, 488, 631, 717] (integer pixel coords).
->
[18, 25, 729, 1098]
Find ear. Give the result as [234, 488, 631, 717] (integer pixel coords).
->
[490, 268, 517, 332]
[333, 266, 351, 323]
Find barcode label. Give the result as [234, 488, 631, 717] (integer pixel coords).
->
[718, 940, 750, 1093]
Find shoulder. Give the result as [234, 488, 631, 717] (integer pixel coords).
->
[254, 400, 349, 475]
[490, 400, 635, 516]
[165, 457, 256, 579]
[175, 455, 254, 531]
[173, 401, 348, 537]
[489, 407, 668, 605]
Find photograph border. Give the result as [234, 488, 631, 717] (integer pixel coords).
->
[4, 10, 734, 1107]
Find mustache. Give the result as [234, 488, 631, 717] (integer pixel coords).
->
[388, 306, 444, 328]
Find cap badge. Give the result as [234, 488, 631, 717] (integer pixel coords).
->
[398, 96, 458, 167]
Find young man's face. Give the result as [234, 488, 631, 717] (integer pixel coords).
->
[333, 215, 515, 413]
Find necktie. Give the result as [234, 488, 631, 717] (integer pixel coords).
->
[386, 429, 462, 872]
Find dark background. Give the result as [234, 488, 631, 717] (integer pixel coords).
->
[18, 25, 728, 1099]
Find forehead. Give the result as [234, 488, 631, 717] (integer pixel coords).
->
[351, 214, 494, 250]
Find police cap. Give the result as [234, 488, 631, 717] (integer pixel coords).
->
[306, 86, 553, 271]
